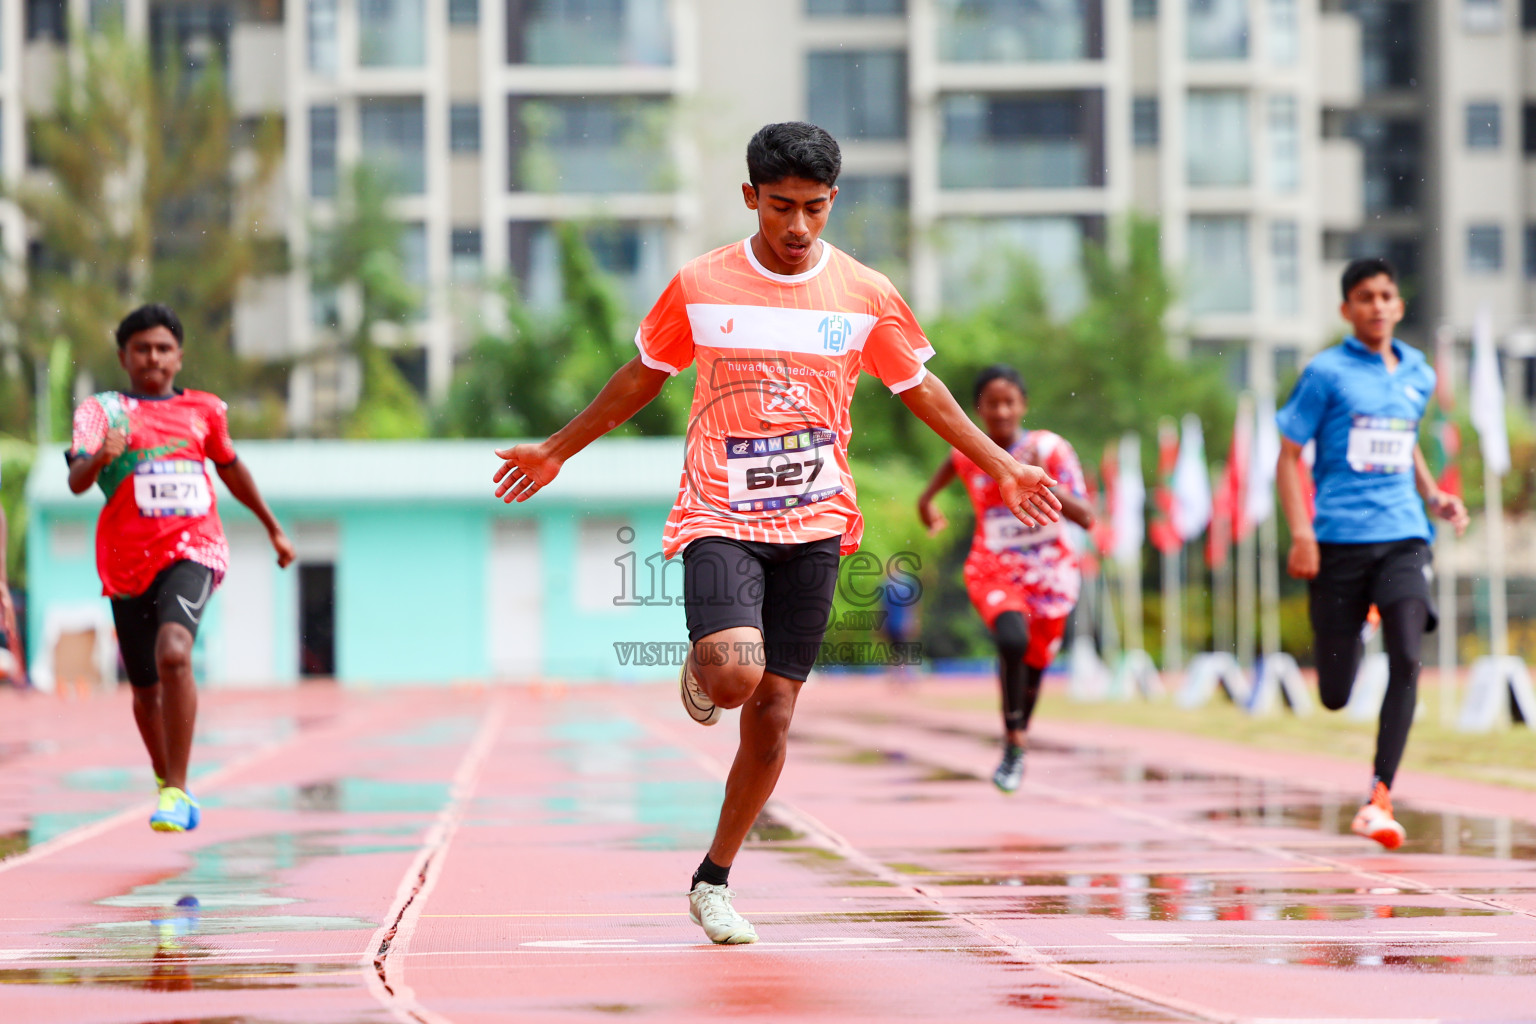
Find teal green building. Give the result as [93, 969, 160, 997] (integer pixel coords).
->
[26, 439, 688, 687]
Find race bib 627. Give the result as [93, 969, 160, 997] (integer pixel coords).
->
[724, 429, 843, 512]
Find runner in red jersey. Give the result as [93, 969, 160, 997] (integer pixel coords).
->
[494, 124, 1062, 944]
[918, 365, 1094, 792]
[67, 304, 294, 832]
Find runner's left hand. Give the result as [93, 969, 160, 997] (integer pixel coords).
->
[1428, 492, 1470, 537]
[998, 463, 1061, 528]
[270, 527, 296, 569]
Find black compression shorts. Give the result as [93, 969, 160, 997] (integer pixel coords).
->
[110, 560, 215, 688]
[1309, 538, 1437, 637]
[682, 535, 840, 682]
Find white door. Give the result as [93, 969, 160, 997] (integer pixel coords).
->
[215, 523, 279, 686]
[488, 520, 542, 681]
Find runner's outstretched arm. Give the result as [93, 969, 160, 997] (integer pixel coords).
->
[495, 356, 671, 503]
[916, 458, 957, 536]
[1277, 436, 1317, 579]
[216, 461, 296, 567]
[1411, 445, 1469, 535]
[899, 374, 1061, 527]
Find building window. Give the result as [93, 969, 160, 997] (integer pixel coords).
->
[1271, 220, 1300, 316]
[1187, 215, 1252, 314]
[359, 0, 425, 67]
[938, 216, 1094, 317]
[1357, 115, 1420, 214]
[361, 97, 427, 195]
[1187, 90, 1250, 187]
[807, 0, 905, 13]
[1356, 0, 1415, 93]
[806, 51, 907, 141]
[1268, 94, 1299, 192]
[1467, 102, 1502, 149]
[451, 227, 483, 282]
[450, 103, 481, 153]
[402, 221, 428, 294]
[822, 175, 909, 284]
[1274, 345, 1300, 386]
[1525, 104, 1536, 155]
[1525, 0, 1536, 28]
[1268, 0, 1298, 64]
[449, 0, 478, 25]
[936, 0, 1103, 62]
[27, 0, 67, 42]
[308, 0, 338, 75]
[508, 220, 670, 312]
[1188, 0, 1248, 60]
[940, 91, 1106, 189]
[1133, 96, 1159, 147]
[508, 0, 672, 66]
[310, 105, 339, 199]
[1132, 0, 1158, 18]
[1468, 224, 1504, 273]
[1464, 0, 1502, 32]
[1190, 339, 1250, 389]
[508, 96, 672, 193]
[1524, 225, 1536, 278]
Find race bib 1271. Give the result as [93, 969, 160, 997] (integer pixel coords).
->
[724, 429, 844, 512]
[133, 460, 211, 518]
[1346, 415, 1416, 474]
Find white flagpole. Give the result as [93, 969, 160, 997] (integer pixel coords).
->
[1486, 459, 1508, 658]
[1162, 545, 1182, 673]
[1438, 527, 1457, 721]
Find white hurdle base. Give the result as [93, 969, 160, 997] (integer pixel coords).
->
[1458, 656, 1536, 732]
[1177, 652, 1252, 709]
[1247, 654, 1314, 716]
[1069, 635, 1112, 701]
[1110, 649, 1164, 700]
[1344, 652, 1390, 722]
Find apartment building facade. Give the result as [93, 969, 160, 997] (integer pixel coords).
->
[5, 0, 1365, 421]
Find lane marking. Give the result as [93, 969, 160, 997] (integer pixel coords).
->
[1110, 929, 1499, 943]
[635, 708, 1239, 1024]
[816, 711, 1536, 926]
[364, 698, 506, 1024]
[0, 694, 430, 879]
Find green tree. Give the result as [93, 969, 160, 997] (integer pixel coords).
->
[308, 165, 428, 439]
[437, 223, 690, 439]
[0, 29, 286, 439]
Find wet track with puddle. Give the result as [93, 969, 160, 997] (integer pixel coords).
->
[1, 680, 1534, 1023]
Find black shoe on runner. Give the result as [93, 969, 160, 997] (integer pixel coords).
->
[992, 745, 1025, 793]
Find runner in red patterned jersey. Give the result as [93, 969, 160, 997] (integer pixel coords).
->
[918, 365, 1095, 793]
[67, 304, 295, 833]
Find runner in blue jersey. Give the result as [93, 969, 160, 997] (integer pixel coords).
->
[1276, 258, 1469, 849]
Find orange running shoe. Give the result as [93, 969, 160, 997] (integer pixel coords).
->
[1351, 781, 1406, 850]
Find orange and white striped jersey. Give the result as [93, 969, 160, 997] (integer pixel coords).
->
[637, 239, 934, 558]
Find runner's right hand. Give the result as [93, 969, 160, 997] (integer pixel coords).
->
[918, 501, 948, 537]
[1287, 536, 1320, 579]
[997, 463, 1061, 528]
[98, 428, 128, 463]
[494, 442, 564, 503]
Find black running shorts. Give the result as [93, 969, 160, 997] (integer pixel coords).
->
[1309, 538, 1437, 637]
[110, 560, 215, 688]
[682, 535, 841, 683]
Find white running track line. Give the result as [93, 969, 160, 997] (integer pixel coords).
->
[364, 698, 506, 1024]
[0, 696, 423, 878]
[634, 708, 1238, 1024]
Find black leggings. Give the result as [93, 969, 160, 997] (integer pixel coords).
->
[994, 611, 1043, 735]
[1314, 598, 1428, 788]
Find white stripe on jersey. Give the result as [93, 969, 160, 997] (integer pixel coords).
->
[685, 304, 878, 358]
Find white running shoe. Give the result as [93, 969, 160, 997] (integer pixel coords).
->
[1351, 782, 1406, 850]
[680, 659, 721, 726]
[688, 882, 757, 944]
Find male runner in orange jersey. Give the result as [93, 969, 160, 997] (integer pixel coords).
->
[494, 123, 1060, 944]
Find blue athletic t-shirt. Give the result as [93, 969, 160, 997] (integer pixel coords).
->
[1276, 337, 1434, 544]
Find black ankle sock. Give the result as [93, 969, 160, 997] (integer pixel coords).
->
[692, 854, 730, 889]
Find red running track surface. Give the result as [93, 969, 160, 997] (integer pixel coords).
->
[1, 679, 1535, 1023]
